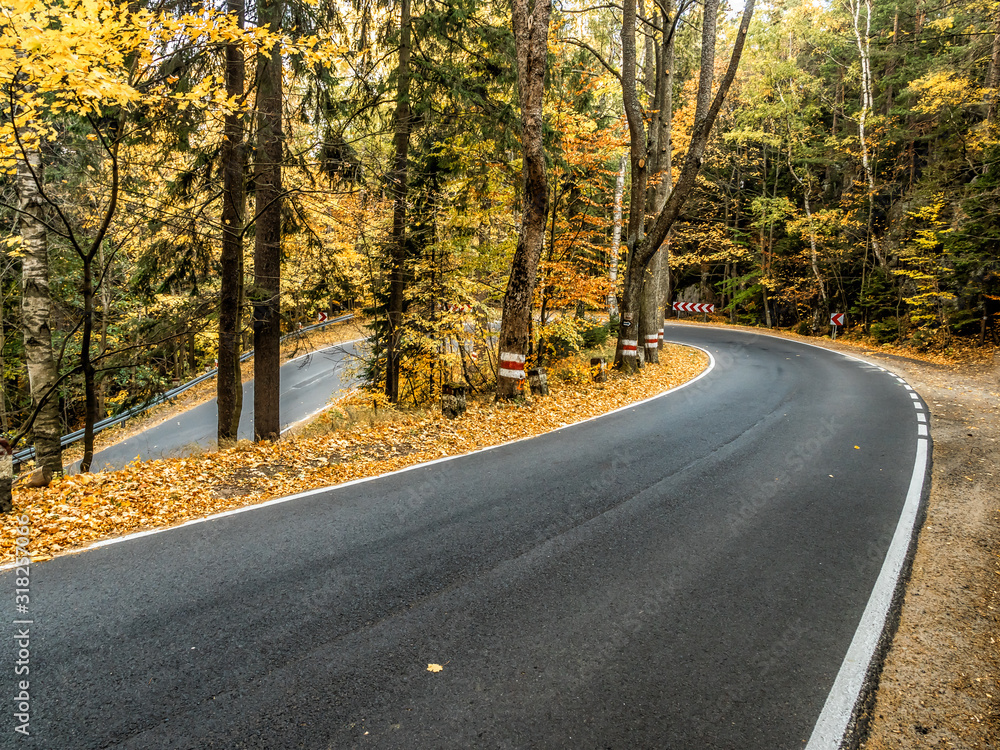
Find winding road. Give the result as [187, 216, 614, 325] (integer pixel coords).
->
[3, 325, 929, 748]
[77, 340, 361, 472]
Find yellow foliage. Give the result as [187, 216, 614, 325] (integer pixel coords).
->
[908, 71, 983, 115]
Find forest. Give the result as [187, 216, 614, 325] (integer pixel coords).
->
[1, 0, 998, 486]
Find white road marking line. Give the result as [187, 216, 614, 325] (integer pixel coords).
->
[904, 385, 914, 391]
[910, 392, 920, 400]
[917, 424, 928, 436]
[285, 337, 364, 365]
[917, 413, 926, 423]
[663, 325, 930, 749]
[805, 436, 930, 750]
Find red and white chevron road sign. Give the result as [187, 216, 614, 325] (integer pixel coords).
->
[672, 302, 715, 313]
[830, 313, 845, 326]
[317, 311, 329, 323]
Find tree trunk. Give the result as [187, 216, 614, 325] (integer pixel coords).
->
[78, 129, 121, 473]
[80, 253, 98, 472]
[850, 0, 886, 268]
[608, 153, 626, 318]
[616, 0, 650, 371]
[0, 440, 11, 514]
[648, 0, 675, 355]
[385, 0, 412, 403]
[18, 143, 62, 482]
[253, 0, 283, 441]
[615, 0, 756, 369]
[496, 0, 553, 399]
[97, 240, 110, 419]
[218, 0, 246, 446]
[989, 7, 1000, 126]
[640, 252, 662, 362]
[0, 317, 7, 435]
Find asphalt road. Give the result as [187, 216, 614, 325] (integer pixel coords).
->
[3, 325, 929, 748]
[75, 341, 361, 472]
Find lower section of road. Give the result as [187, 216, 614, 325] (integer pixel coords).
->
[5, 326, 928, 748]
[76, 341, 359, 472]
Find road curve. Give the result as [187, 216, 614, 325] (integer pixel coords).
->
[77, 341, 361, 472]
[4, 325, 929, 748]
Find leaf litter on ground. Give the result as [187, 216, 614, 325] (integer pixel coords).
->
[3, 344, 707, 563]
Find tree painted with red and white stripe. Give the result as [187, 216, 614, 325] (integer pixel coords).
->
[614, 0, 755, 372]
[496, 0, 552, 399]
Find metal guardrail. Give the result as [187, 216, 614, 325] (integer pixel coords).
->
[13, 313, 356, 467]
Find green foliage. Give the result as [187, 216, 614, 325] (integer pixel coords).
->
[580, 318, 610, 348]
[869, 318, 902, 344]
[537, 318, 584, 362]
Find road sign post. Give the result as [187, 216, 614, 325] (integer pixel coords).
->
[830, 312, 845, 340]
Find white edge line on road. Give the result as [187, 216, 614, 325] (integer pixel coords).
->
[666, 323, 934, 749]
[17, 345, 716, 563]
[285, 337, 365, 365]
[804, 436, 930, 750]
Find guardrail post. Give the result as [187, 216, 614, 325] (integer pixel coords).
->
[527, 367, 549, 396]
[0, 438, 12, 513]
[441, 383, 467, 418]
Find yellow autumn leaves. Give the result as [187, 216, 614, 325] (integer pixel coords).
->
[0, 0, 348, 171]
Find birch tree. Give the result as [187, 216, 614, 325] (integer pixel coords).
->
[17, 141, 62, 482]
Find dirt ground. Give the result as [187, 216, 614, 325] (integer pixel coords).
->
[852, 346, 1000, 749]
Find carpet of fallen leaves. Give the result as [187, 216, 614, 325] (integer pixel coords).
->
[3, 344, 706, 564]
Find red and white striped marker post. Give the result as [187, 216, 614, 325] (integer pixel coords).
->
[621, 339, 638, 357]
[498, 352, 526, 380]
